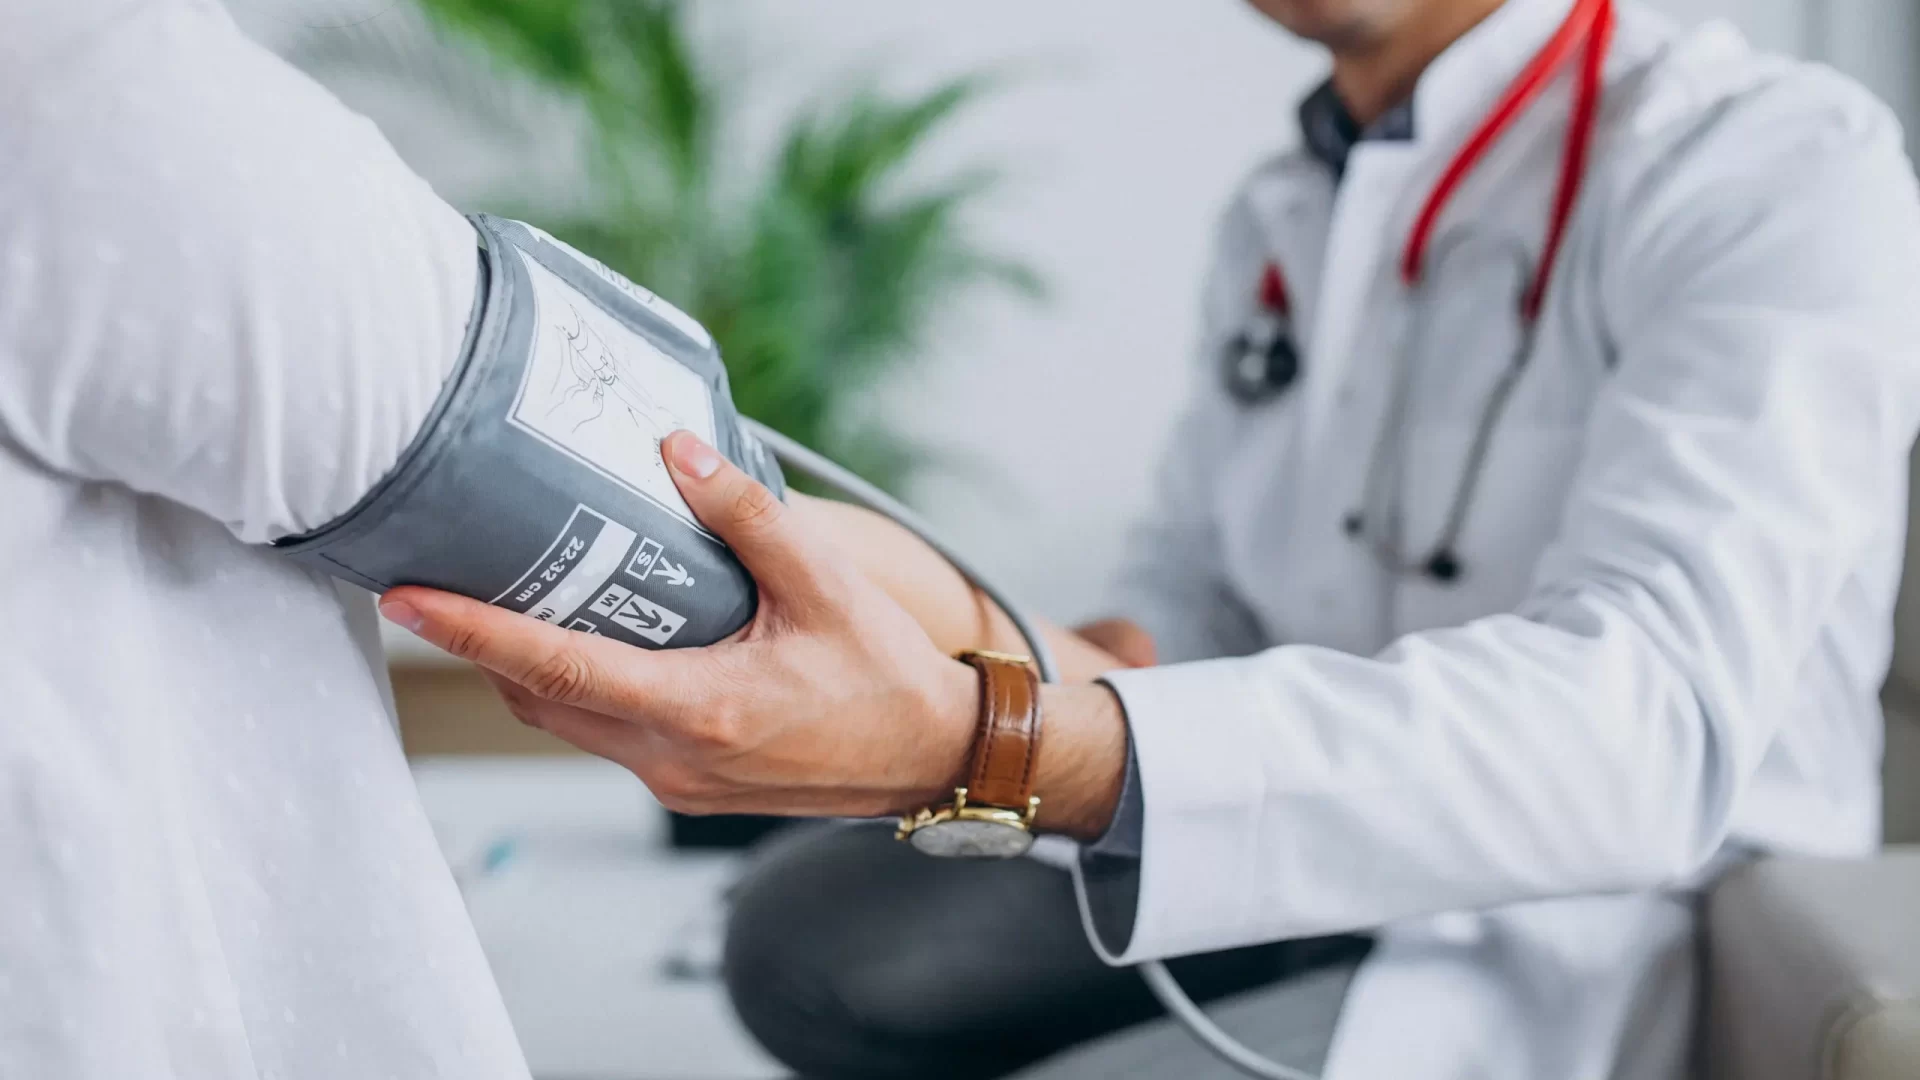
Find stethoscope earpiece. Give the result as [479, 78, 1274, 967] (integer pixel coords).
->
[1344, 511, 1467, 583]
[1424, 550, 1462, 583]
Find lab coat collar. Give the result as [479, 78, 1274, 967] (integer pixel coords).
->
[1298, 79, 1416, 180]
[1406, 0, 1582, 154]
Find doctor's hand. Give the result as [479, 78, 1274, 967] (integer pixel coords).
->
[1073, 618, 1157, 669]
[379, 432, 1129, 837]
[785, 493, 1151, 680]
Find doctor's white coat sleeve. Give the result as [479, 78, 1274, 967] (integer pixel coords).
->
[1080, 89, 1920, 962]
[0, 0, 475, 543]
[1105, 196, 1272, 664]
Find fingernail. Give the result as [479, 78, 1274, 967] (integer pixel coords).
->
[669, 431, 723, 479]
[379, 597, 425, 634]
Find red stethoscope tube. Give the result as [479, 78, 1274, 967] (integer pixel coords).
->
[1402, 0, 1615, 319]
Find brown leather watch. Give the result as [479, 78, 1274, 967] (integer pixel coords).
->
[896, 650, 1043, 858]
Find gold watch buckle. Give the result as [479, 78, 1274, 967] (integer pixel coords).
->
[896, 786, 1041, 841]
[955, 648, 1035, 666]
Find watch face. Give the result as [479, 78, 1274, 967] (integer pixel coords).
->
[907, 818, 1034, 859]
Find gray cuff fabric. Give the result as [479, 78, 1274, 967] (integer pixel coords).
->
[1077, 695, 1145, 956]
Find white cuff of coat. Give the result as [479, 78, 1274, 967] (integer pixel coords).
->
[1070, 656, 1277, 964]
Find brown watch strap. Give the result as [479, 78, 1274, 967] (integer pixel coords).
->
[958, 652, 1043, 810]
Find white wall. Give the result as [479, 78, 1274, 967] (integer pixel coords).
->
[247, 0, 1919, 637]
[1819, 0, 1920, 144]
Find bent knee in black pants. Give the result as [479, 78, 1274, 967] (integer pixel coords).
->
[722, 822, 1370, 1080]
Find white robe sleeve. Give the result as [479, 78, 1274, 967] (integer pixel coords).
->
[1106, 195, 1273, 664]
[0, 0, 476, 544]
[1079, 80, 1920, 962]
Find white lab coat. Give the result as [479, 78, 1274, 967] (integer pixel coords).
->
[1074, 2, 1920, 1078]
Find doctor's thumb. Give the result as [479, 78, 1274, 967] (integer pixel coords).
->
[662, 430, 828, 601]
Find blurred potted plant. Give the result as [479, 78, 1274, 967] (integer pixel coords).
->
[292, 0, 1038, 493]
[289, 0, 1038, 846]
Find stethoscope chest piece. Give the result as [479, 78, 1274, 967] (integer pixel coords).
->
[1225, 317, 1299, 403]
[1424, 549, 1463, 583]
[1224, 261, 1301, 405]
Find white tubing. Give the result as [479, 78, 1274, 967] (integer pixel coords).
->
[745, 418, 1320, 1080]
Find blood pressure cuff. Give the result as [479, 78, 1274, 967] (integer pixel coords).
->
[276, 214, 785, 650]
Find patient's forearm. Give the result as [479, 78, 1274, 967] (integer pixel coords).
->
[790, 493, 1132, 680]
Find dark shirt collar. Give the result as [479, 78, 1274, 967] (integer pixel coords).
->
[1297, 78, 1416, 180]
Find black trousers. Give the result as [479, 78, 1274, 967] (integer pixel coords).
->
[721, 822, 1372, 1080]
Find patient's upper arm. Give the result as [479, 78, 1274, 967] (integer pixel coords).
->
[0, 0, 476, 542]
